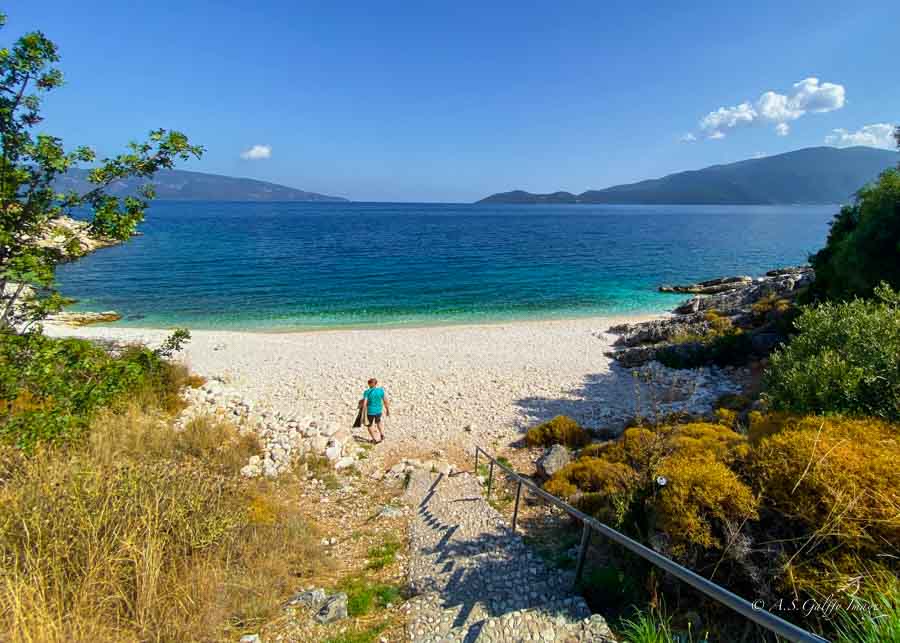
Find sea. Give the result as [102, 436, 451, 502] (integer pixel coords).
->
[55, 202, 835, 330]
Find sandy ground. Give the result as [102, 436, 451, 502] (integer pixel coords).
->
[45, 314, 664, 464]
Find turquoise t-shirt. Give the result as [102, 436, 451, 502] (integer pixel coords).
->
[363, 387, 385, 414]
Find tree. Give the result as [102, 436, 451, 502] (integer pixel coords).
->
[809, 128, 900, 301]
[0, 13, 202, 331]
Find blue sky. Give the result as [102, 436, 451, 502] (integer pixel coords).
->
[11, 1, 899, 202]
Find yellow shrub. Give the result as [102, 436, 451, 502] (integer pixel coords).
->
[524, 415, 590, 448]
[654, 454, 758, 554]
[752, 414, 900, 553]
[544, 458, 638, 526]
[668, 422, 750, 464]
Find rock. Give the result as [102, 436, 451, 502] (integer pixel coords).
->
[324, 445, 342, 461]
[239, 635, 261, 643]
[287, 587, 326, 609]
[47, 311, 122, 326]
[537, 444, 571, 477]
[309, 435, 328, 454]
[377, 505, 404, 519]
[659, 275, 752, 294]
[334, 456, 356, 470]
[315, 593, 348, 623]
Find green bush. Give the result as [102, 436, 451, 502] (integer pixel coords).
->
[763, 285, 900, 421]
[524, 415, 590, 448]
[811, 168, 900, 301]
[0, 331, 192, 449]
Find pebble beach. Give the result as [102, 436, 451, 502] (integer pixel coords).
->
[45, 313, 742, 468]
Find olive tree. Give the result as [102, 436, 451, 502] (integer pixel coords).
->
[0, 13, 202, 330]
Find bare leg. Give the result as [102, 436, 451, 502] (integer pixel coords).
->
[375, 418, 384, 443]
[366, 421, 379, 443]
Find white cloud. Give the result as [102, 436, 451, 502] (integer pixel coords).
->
[240, 144, 272, 160]
[680, 132, 697, 142]
[693, 77, 846, 140]
[699, 102, 756, 138]
[825, 123, 896, 149]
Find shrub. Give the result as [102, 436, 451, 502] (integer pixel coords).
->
[657, 311, 754, 369]
[545, 458, 638, 526]
[751, 414, 900, 555]
[653, 454, 758, 555]
[0, 332, 193, 449]
[524, 415, 590, 448]
[763, 285, 900, 421]
[810, 168, 900, 301]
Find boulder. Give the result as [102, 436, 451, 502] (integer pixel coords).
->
[324, 445, 342, 462]
[537, 444, 572, 477]
[315, 593, 348, 624]
[287, 587, 326, 609]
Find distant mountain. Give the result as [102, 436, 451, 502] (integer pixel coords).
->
[55, 168, 348, 202]
[479, 146, 899, 205]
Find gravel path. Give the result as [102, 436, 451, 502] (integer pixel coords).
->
[403, 468, 616, 642]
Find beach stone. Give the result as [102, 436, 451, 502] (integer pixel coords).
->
[239, 635, 261, 643]
[334, 456, 356, 470]
[537, 444, 571, 477]
[325, 445, 342, 461]
[320, 423, 340, 437]
[310, 436, 328, 454]
[315, 593, 348, 623]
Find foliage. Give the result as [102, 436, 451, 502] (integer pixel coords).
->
[0, 331, 192, 449]
[338, 576, 403, 617]
[810, 166, 900, 301]
[0, 12, 202, 329]
[617, 607, 676, 643]
[578, 565, 640, 612]
[657, 310, 754, 369]
[763, 284, 900, 421]
[0, 403, 323, 642]
[524, 414, 590, 448]
[545, 422, 757, 561]
[750, 414, 900, 558]
[654, 454, 757, 555]
[544, 457, 639, 526]
[365, 538, 402, 570]
[833, 578, 900, 643]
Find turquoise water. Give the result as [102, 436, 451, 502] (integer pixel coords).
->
[55, 202, 834, 330]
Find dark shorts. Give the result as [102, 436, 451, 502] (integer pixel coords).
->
[366, 413, 382, 424]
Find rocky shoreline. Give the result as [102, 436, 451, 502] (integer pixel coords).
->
[606, 266, 814, 367]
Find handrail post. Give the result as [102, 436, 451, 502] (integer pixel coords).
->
[574, 521, 591, 589]
[511, 480, 523, 532]
[474, 447, 479, 474]
[486, 460, 494, 499]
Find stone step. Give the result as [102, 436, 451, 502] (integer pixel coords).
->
[404, 468, 617, 642]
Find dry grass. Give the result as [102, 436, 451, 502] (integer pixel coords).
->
[0, 402, 328, 643]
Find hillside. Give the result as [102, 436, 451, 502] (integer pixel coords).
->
[55, 168, 348, 202]
[479, 146, 899, 205]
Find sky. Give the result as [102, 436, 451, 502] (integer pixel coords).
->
[10, 1, 900, 202]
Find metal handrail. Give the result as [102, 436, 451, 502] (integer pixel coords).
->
[474, 445, 828, 643]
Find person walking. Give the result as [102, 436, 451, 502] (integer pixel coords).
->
[361, 378, 390, 443]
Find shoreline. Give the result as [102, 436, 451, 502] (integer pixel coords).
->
[48, 308, 672, 337]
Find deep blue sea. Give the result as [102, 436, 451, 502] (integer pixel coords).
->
[55, 202, 834, 330]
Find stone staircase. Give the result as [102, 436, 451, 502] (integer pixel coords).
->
[404, 469, 616, 642]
